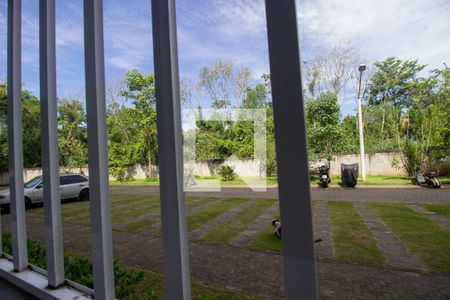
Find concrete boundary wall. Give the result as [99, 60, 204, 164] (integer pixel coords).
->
[328, 151, 406, 176]
[0, 151, 407, 185]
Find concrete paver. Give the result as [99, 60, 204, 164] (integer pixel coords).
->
[354, 202, 425, 270]
[406, 204, 450, 230]
[231, 202, 279, 246]
[314, 202, 333, 257]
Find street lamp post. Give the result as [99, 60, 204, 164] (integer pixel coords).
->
[357, 64, 367, 181]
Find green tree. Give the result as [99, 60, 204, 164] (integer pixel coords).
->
[365, 59, 449, 175]
[0, 83, 42, 171]
[119, 69, 158, 177]
[365, 57, 426, 150]
[107, 103, 140, 180]
[306, 92, 347, 161]
[57, 98, 88, 167]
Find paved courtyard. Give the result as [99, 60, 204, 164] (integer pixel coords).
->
[1, 185, 449, 298]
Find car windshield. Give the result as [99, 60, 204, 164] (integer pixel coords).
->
[24, 176, 42, 188]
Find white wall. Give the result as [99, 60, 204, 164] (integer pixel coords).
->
[328, 151, 406, 176]
[0, 151, 407, 185]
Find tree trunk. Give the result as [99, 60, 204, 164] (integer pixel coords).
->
[147, 150, 153, 178]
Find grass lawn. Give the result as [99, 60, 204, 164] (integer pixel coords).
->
[110, 177, 159, 185]
[187, 198, 246, 231]
[370, 204, 450, 273]
[201, 199, 276, 243]
[1, 233, 253, 300]
[421, 204, 450, 218]
[328, 201, 385, 266]
[250, 202, 317, 252]
[311, 175, 414, 186]
[24, 194, 449, 273]
[111, 176, 278, 186]
[250, 223, 282, 252]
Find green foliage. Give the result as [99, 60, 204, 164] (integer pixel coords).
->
[366, 57, 426, 107]
[194, 84, 274, 170]
[364, 59, 450, 175]
[107, 69, 158, 180]
[2, 233, 146, 299]
[306, 92, 351, 161]
[0, 58, 446, 180]
[218, 165, 237, 181]
[58, 98, 88, 167]
[0, 83, 42, 171]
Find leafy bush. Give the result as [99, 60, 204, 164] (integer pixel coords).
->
[218, 165, 237, 181]
[1, 234, 145, 299]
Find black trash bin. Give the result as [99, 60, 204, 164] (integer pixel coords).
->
[341, 163, 359, 187]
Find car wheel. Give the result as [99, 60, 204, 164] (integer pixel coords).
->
[1, 204, 10, 214]
[79, 189, 89, 201]
[25, 197, 32, 210]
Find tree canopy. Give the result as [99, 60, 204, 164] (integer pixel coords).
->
[0, 56, 448, 178]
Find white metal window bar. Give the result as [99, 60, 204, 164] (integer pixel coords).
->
[0, 0, 317, 299]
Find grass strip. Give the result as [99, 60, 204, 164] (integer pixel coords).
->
[370, 203, 450, 273]
[420, 204, 450, 218]
[1, 233, 253, 299]
[328, 201, 385, 266]
[202, 199, 276, 243]
[123, 219, 157, 232]
[250, 223, 282, 252]
[122, 197, 218, 233]
[188, 198, 246, 231]
[111, 200, 160, 223]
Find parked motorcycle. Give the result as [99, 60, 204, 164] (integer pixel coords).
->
[318, 165, 331, 188]
[411, 170, 441, 188]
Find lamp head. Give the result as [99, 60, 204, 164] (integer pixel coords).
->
[358, 64, 366, 72]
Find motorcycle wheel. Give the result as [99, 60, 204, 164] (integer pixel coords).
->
[431, 178, 441, 188]
[321, 181, 328, 188]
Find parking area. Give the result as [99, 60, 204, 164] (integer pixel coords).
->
[110, 184, 450, 203]
[0, 185, 448, 298]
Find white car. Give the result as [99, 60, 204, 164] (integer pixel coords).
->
[0, 174, 89, 210]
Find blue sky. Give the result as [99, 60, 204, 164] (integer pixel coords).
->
[0, 0, 449, 116]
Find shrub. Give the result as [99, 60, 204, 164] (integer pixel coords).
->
[218, 165, 236, 181]
[1, 234, 145, 299]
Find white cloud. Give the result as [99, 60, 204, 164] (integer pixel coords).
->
[103, 1, 153, 71]
[298, 0, 450, 68]
[176, 0, 270, 80]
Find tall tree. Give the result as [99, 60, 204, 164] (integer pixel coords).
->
[365, 57, 426, 149]
[198, 60, 251, 108]
[303, 45, 360, 98]
[0, 83, 42, 170]
[306, 92, 349, 161]
[120, 69, 158, 177]
[57, 98, 88, 167]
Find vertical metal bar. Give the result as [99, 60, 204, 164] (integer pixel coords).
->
[265, 0, 318, 299]
[151, 0, 191, 298]
[7, 0, 28, 272]
[39, 0, 65, 288]
[83, 0, 115, 299]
